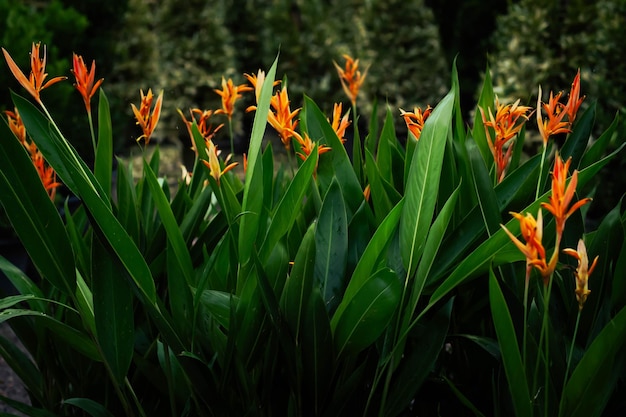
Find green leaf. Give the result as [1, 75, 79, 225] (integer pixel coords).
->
[467, 140, 501, 235]
[281, 223, 316, 342]
[332, 267, 401, 357]
[365, 148, 394, 225]
[0, 256, 45, 311]
[400, 91, 454, 277]
[472, 64, 495, 167]
[489, 270, 532, 417]
[239, 56, 278, 267]
[0, 114, 76, 295]
[315, 178, 348, 313]
[579, 112, 620, 169]
[63, 398, 115, 417]
[95, 89, 113, 200]
[259, 147, 318, 262]
[301, 96, 363, 218]
[0, 332, 43, 404]
[560, 305, 626, 417]
[92, 237, 134, 385]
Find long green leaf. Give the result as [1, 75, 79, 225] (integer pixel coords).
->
[63, 398, 115, 417]
[560, 102, 596, 169]
[472, 64, 495, 167]
[95, 89, 113, 200]
[239, 56, 278, 267]
[400, 91, 454, 277]
[560, 305, 626, 417]
[489, 270, 532, 417]
[315, 178, 348, 313]
[0, 115, 76, 295]
[332, 267, 401, 357]
[92, 237, 134, 385]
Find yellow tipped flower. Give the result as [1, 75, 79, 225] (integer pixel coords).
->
[541, 153, 591, 241]
[330, 103, 351, 144]
[71, 53, 103, 113]
[334, 54, 368, 106]
[502, 210, 555, 285]
[565, 69, 585, 124]
[563, 239, 598, 310]
[4, 108, 27, 146]
[131, 89, 163, 145]
[400, 105, 432, 141]
[267, 85, 301, 150]
[2, 42, 67, 105]
[178, 108, 224, 154]
[480, 98, 532, 183]
[202, 140, 238, 185]
[214, 77, 253, 120]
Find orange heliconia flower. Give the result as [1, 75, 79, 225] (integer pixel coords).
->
[244, 70, 280, 109]
[565, 69, 585, 124]
[536, 87, 570, 146]
[541, 153, 591, 241]
[131, 89, 163, 145]
[480, 98, 532, 183]
[178, 108, 224, 153]
[330, 103, 351, 144]
[4, 109, 61, 200]
[2, 42, 66, 105]
[202, 140, 238, 185]
[214, 77, 253, 120]
[502, 210, 555, 284]
[4, 108, 27, 146]
[400, 105, 432, 141]
[71, 53, 103, 113]
[294, 132, 331, 163]
[563, 239, 598, 310]
[267, 85, 301, 150]
[334, 54, 368, 106]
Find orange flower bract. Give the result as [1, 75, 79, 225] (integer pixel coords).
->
[267, 85, 301, 150]
[334, 54, 368, 106]
[71, 53, 103, 114]
[214, 77, 252, 120]
[2, 42, 66, 105]
[400, 105, 432, 141]
[202, 140, 238, 185]
[330, 103, 351, 144]
[131, 89, 163, 145]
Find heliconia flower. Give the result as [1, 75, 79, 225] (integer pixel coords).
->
[267, 85, 301, 150]
[131, 89, 163, 145]
[71, 53, 103, 113]
[480, 98, 532, 183]
[563, 239, 598, 310]
[244, 70, 280, 109]
[334, 54, 368, 106]
[294, 132, 331, 163]
[502, 210, 555, 284]
[2, 42, 67, 105]
[330, 103, 351, 143]
[4, 108, 27, 146]
[177, 108, 224, 153]
[214, 77, 253, 120]
[565, 69, 585, 125]
[363, 184, 371, 202]
[541, 153, 591, 241]
[536, 86, 570, 146]
[400, 105, 432, 141]
[32, 150, 61, 201]
[202, 140, 238, 185]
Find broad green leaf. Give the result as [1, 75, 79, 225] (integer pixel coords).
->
[0, 256, 45, 311]
[0, 115, 76, 295]
[472, 64, 495, 167]
[315, 179, 348, 313]
[0, 394, 60, 417]
[281, 224, 316, 342]
[144, 161, 194, 285]
[341, 199, 404, 316]
[611, 236, 626, 310]
[385, 298, 454, 417]
[198, 289, 236, 330]
[167, 242, 193, 339]
[301, 96, 363, 218]
[451, 58, 467, 144]
[92, 237, 134, 385]
[467, 141, 501, 235]
[332, 267, 401, 357]
[259, 146, 318, 262]
[0, 309, 100, 361]
[560, 305, 626, 417]
[95, 89, 113, 200]
[239, 56, 278, 267]
[400, 91, 454, 277]
[0, 332, 43, 405]
[63, 398, 115, 417]
[489, 270, 532, 417]
[365, 148, 394, 225]
[580, 112, 619, 169]
[115, 158, 140, 242]
[376, 107, 397, 186]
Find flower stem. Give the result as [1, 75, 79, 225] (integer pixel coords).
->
[562, 309, 582, 395]
[87, 109, 97, 160]
[536, 144, 547, 199]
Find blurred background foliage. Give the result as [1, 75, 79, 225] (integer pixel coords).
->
[1, 0, 625, 152]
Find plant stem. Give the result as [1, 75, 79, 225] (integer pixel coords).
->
[562, 309, 582, 395]
[228, 118, 234, 156]
[536, 144, 547, 199]
[87, 109, 97, 160]
[522, 266, 531, 367]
